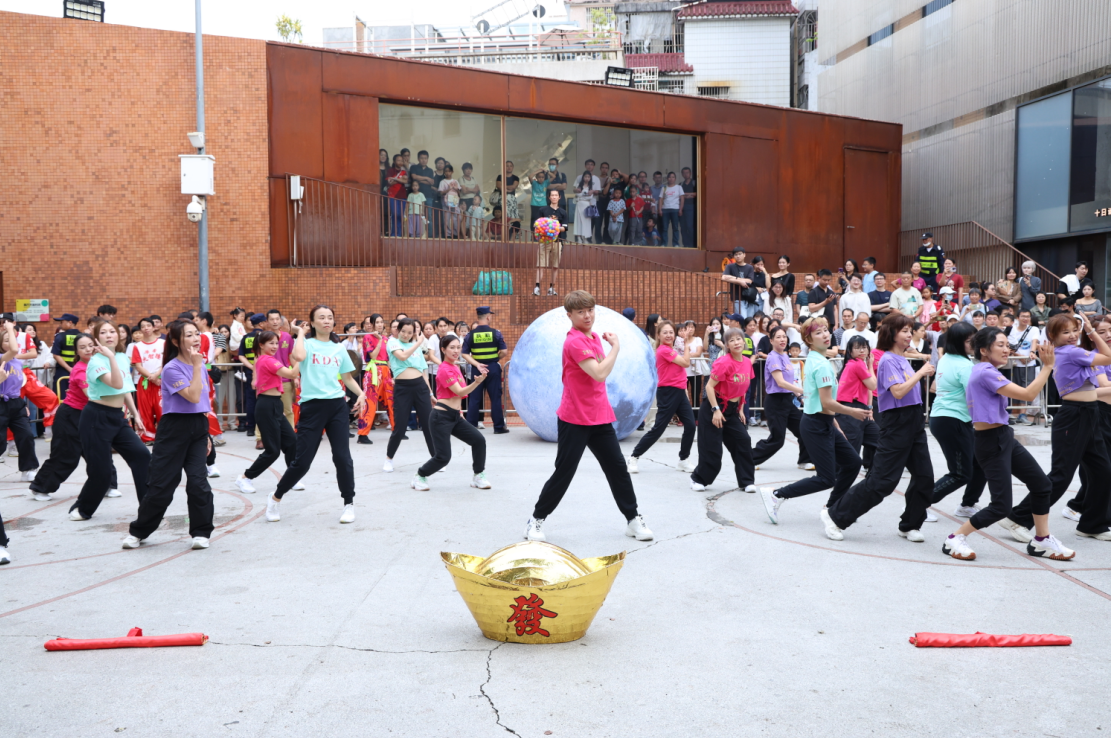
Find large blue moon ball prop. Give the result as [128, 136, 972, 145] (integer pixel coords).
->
[509, 305, 657, 442]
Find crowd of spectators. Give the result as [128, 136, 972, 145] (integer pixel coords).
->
[380, 148, 697, 247]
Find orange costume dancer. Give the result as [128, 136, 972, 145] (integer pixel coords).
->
[129, 333, 165, 442]
[358, 333, 394, 437]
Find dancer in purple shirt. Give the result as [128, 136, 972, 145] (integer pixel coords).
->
[940, 329, 1072, 561]
[822, 313, 936, 542]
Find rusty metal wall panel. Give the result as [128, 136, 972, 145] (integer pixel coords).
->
[505, 77, 667, 130]
[663, 96, 782, 139]
[780, 114, 846, 257]
[704, 133, 780, 261]
[322, 52, 511, 112]
[269, 177, 290, 266]
[267, 44, 323, 178]
[322, 93, 379, 185]
[844, 149, 893, 260]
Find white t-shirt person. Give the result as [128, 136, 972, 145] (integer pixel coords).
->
[662, 185, 684, 210]
[889, 285, 923, 317]
[840, 326, 878, 351]
[1010, 323, 1042, 369]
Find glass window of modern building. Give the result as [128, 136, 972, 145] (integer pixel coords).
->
[379, 102, 698, 247]
[1070, 78, 1111, 234]
[1015, 92, 1072, 240]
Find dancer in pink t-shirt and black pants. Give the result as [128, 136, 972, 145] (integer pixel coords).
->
[525, 291, 653, 543]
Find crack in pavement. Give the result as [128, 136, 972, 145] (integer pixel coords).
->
[478, 642, 520, 736]
[627, 526, 719, 553]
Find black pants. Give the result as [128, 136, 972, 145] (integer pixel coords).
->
[828, 405, 933, 532]
[466, 363, 506, 431]
[418, 405, 486, 477]
[836, 401, 878, 469]
[1068, 402, 1111, 512]
[388, 377, 435, 459]
[752, 392, 811, 466]
[969, 425, 1050, 530]
[1011, 400, 1111, 534]
[0, 508, 7, 548]
[129, 414, 213, 540]
[244, 394, 296, 480]
[632, 386, 695, 460]
[775, 413, 860, 506]
[0, 397, 38, 472]
[242, 369, 256, 434]
[275, 397, 355, 502]
[532, 419, 639, 521]
[73, 402, 150, 519]
[929, 415, 986, 507]
[30, 403, 120, 495]
[691, 398, 754, 488]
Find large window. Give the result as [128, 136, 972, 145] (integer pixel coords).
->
[1070, 78, 1111, 233]
[1015, 92, 1072, 240]
[378, 102, 699, 247]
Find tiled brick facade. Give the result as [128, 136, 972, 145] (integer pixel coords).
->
[0, 13, 727, 346]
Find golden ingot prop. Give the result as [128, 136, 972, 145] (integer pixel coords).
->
[441, 541, 625, 644]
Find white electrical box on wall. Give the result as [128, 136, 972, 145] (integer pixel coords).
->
[180, 154, 216, 195]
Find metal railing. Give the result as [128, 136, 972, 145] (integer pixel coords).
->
[898, 221, 1062, 301]
[322, 30, 623, 66]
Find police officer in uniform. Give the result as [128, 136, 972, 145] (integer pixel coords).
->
[236, 313, 267, 438]
[50, 313, 83, 397]
[463, 306, 509, 434]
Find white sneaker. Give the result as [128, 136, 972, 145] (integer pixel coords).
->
[899, 529, 926, 543]
[470, 472, 491, 489]
[213, 434, 227, 447]
[625, 515, 654, 541]
[339, 504, 356, 523]
[1076, 529, 1111, 541]
[383, 459, 394, 473]
[32, 492, 53, 502]
[797, 463, 815, 471]
[690, 480, 707, 492]
[533, 286, 541, 296]
[20, 470, 36, 482]
[0, 547, 9, 565]
[1027, 534, 1075, 560]
[121, 535, 142, 549]
[547, 287, 558, 296]
[292, 480, 305, 491]
[1061, 507, 1082, 523]
[410, 474, 430, 491]
[191, 537, 210, 550]
[7, 443, 17, 457]
[206, 464, 221, 478]
[235, 476, 256, 494]
[942, 533, 976, 561]
[105, 488, 121, 498]
[266, 495, 281, 522]
[997, 518, 1033, 543]
[677, 458, 695, 472]
[954, 505, 980, 518]
[760, 487, 783, 524]
[43, 427, 52, 440]
[924, 509, 938, 523]
[68, 508, 88, 521]
[524, 517, 546, 541]
[627, 456, 639, 474]
[820, 508, 843, 541]
[478, 421, 485, 429]
[744, 484, 757, 493]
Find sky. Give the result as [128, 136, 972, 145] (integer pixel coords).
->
[0, 0, 553, 44]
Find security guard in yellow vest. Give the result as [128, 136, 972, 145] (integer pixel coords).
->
[50, 313, 84, 397]
[462, 306, 509, 433]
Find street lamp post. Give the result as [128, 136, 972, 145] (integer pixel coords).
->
[195, 0, 209, 311]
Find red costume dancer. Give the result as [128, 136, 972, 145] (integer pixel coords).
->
[358, 332, 394, 437]
[129, 334, 164, 442]
[198, 332, 222, 437]
[7, 332, 58, 442]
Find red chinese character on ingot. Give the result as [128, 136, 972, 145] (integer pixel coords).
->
[506, 594, 558, 637]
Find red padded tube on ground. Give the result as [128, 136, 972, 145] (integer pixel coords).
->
[44, 628, 208, 651]
[909, 632, 1071, 648]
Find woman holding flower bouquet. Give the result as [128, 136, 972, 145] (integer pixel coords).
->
[535, 189, 567, 297]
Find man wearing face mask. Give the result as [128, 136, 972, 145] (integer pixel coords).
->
[545, 157, 567, 210]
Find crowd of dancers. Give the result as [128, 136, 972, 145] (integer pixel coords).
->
[2, 294, 1109, 567]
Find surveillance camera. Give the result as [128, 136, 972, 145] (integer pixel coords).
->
[187, 194, 205, 223]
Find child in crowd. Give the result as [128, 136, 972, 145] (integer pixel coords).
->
[406, 180, 426, 238]
[485, 206, 503, 240]
[466, 194, 486, 241]
[642, 217, 661, 246]
[627, 187, 645, 245]
[607, 188, 626, 245]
